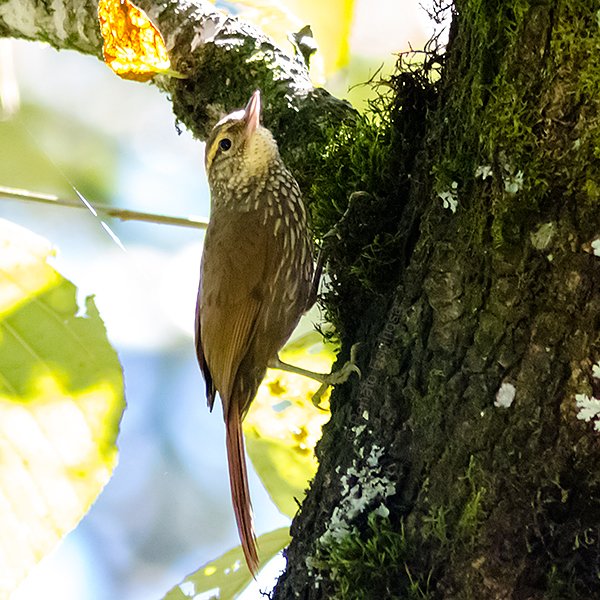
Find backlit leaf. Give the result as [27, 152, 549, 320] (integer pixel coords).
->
[0, 219, 125, 596]
[244, 330, 334, 517]
[230, 0, 355, 82]
[284, 0, 354, 75]
[163, 527, 290, 599]
[98, 0, 172, 81]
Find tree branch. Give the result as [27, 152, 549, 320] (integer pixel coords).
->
[0, 0, 102, 56]
[0, 186, 208, 229]
[0, 0, 353, 147]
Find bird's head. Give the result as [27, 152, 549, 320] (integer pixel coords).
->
[204, 90, 280, 192]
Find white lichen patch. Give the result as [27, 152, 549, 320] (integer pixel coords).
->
[494, 382, 516, 408]
[475, 164, 493, 180]
[191, 18, 220, 51]
[575, 393, 600, 432]
[373, 504, 390, 518]
[353, 424, 366, 438]
[504, 170, 524, 194]
[438, 181, 458, 213]
[592, 238, 600, 257]
[592, 361, 600, 380]
[530, 222, 556, 251]
[317, 445, 395, 547]
[50, 0, 68, 41]
[352, 411, 372, 441]
[497, 153, 525, 194]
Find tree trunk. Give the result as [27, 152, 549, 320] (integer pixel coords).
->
[273, 1, 600, 598]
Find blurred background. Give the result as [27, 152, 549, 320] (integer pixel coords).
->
[0, 1, 440, 598]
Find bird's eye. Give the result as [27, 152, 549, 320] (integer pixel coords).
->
[219, 138, 232, 151]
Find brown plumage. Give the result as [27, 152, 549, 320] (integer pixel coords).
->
[195, 91, 313, 575]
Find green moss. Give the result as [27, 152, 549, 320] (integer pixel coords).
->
[420, 456, 487, 551]
[295, 50, 440, 336]
[310, 513, 433, 600]
[288, 3, 600, 593]
[421, 505, 450, 548]
[297, 104, 398, 334]
[304, 114, 393, 237]
[307, 459, 485, 599]
[545, 565, 579, 600]
[429, 0, 600, 250]
[455, 457, 486, 545]
[309, 0, 600, 596]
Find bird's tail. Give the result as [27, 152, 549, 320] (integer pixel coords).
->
[226, 409, 259, 575]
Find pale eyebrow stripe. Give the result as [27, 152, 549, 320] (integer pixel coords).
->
[205, 121, 241, 171]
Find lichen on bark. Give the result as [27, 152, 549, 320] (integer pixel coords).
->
[273, 1, 600, 598]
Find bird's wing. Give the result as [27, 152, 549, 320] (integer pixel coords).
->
[195, 278, 216, 409]
[196, 208, 270, 410]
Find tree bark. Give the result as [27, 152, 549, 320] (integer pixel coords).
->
[272, 1, 600, 598]
[3, 1, 600, 599]
[0, 0, 352, 149]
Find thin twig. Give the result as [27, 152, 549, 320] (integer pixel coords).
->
[0, 185, 209, 230]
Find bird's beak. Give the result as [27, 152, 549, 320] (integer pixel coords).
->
[244, 90, 261, 138]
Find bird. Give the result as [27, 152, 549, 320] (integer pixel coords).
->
[195, 90, 314, 575]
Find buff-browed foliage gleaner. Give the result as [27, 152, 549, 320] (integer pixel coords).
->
[195, 91, 359, 575]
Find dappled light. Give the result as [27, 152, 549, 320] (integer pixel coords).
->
[0, 380, 121, 594]
[0, 220, 124, 596]
[164, 527, 290, 599]
[243, 330, 334, 517]
[0, 220, 59, 319]
[231, 0, 355, 83]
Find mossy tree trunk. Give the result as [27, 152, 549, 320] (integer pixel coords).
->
[273, 1, 600, 598]
[2, 0, 599, 597]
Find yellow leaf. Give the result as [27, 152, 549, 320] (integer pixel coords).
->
[244, 330, 335, 517]
[285, 0, 354, 74]
[0, 220, 125, 596]
[98, 0, 172, 81]
[232, 0, 355, 82]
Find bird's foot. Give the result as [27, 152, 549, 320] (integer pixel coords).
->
[310, 343, 361, 407]
[268, 343, 361, 408]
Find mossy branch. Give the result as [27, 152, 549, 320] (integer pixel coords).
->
[0, 0, 353, 147]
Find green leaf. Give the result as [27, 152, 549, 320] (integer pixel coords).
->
[0, 219, 125, 596]
[163, 527, 291, 599]
[245, 434, 317, 518]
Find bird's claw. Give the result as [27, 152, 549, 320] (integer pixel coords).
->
[327, 359, 361, 385]
[349, 342, 361, 371]
[310, 343, 362, 408]
[311, 383, 330, 409]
